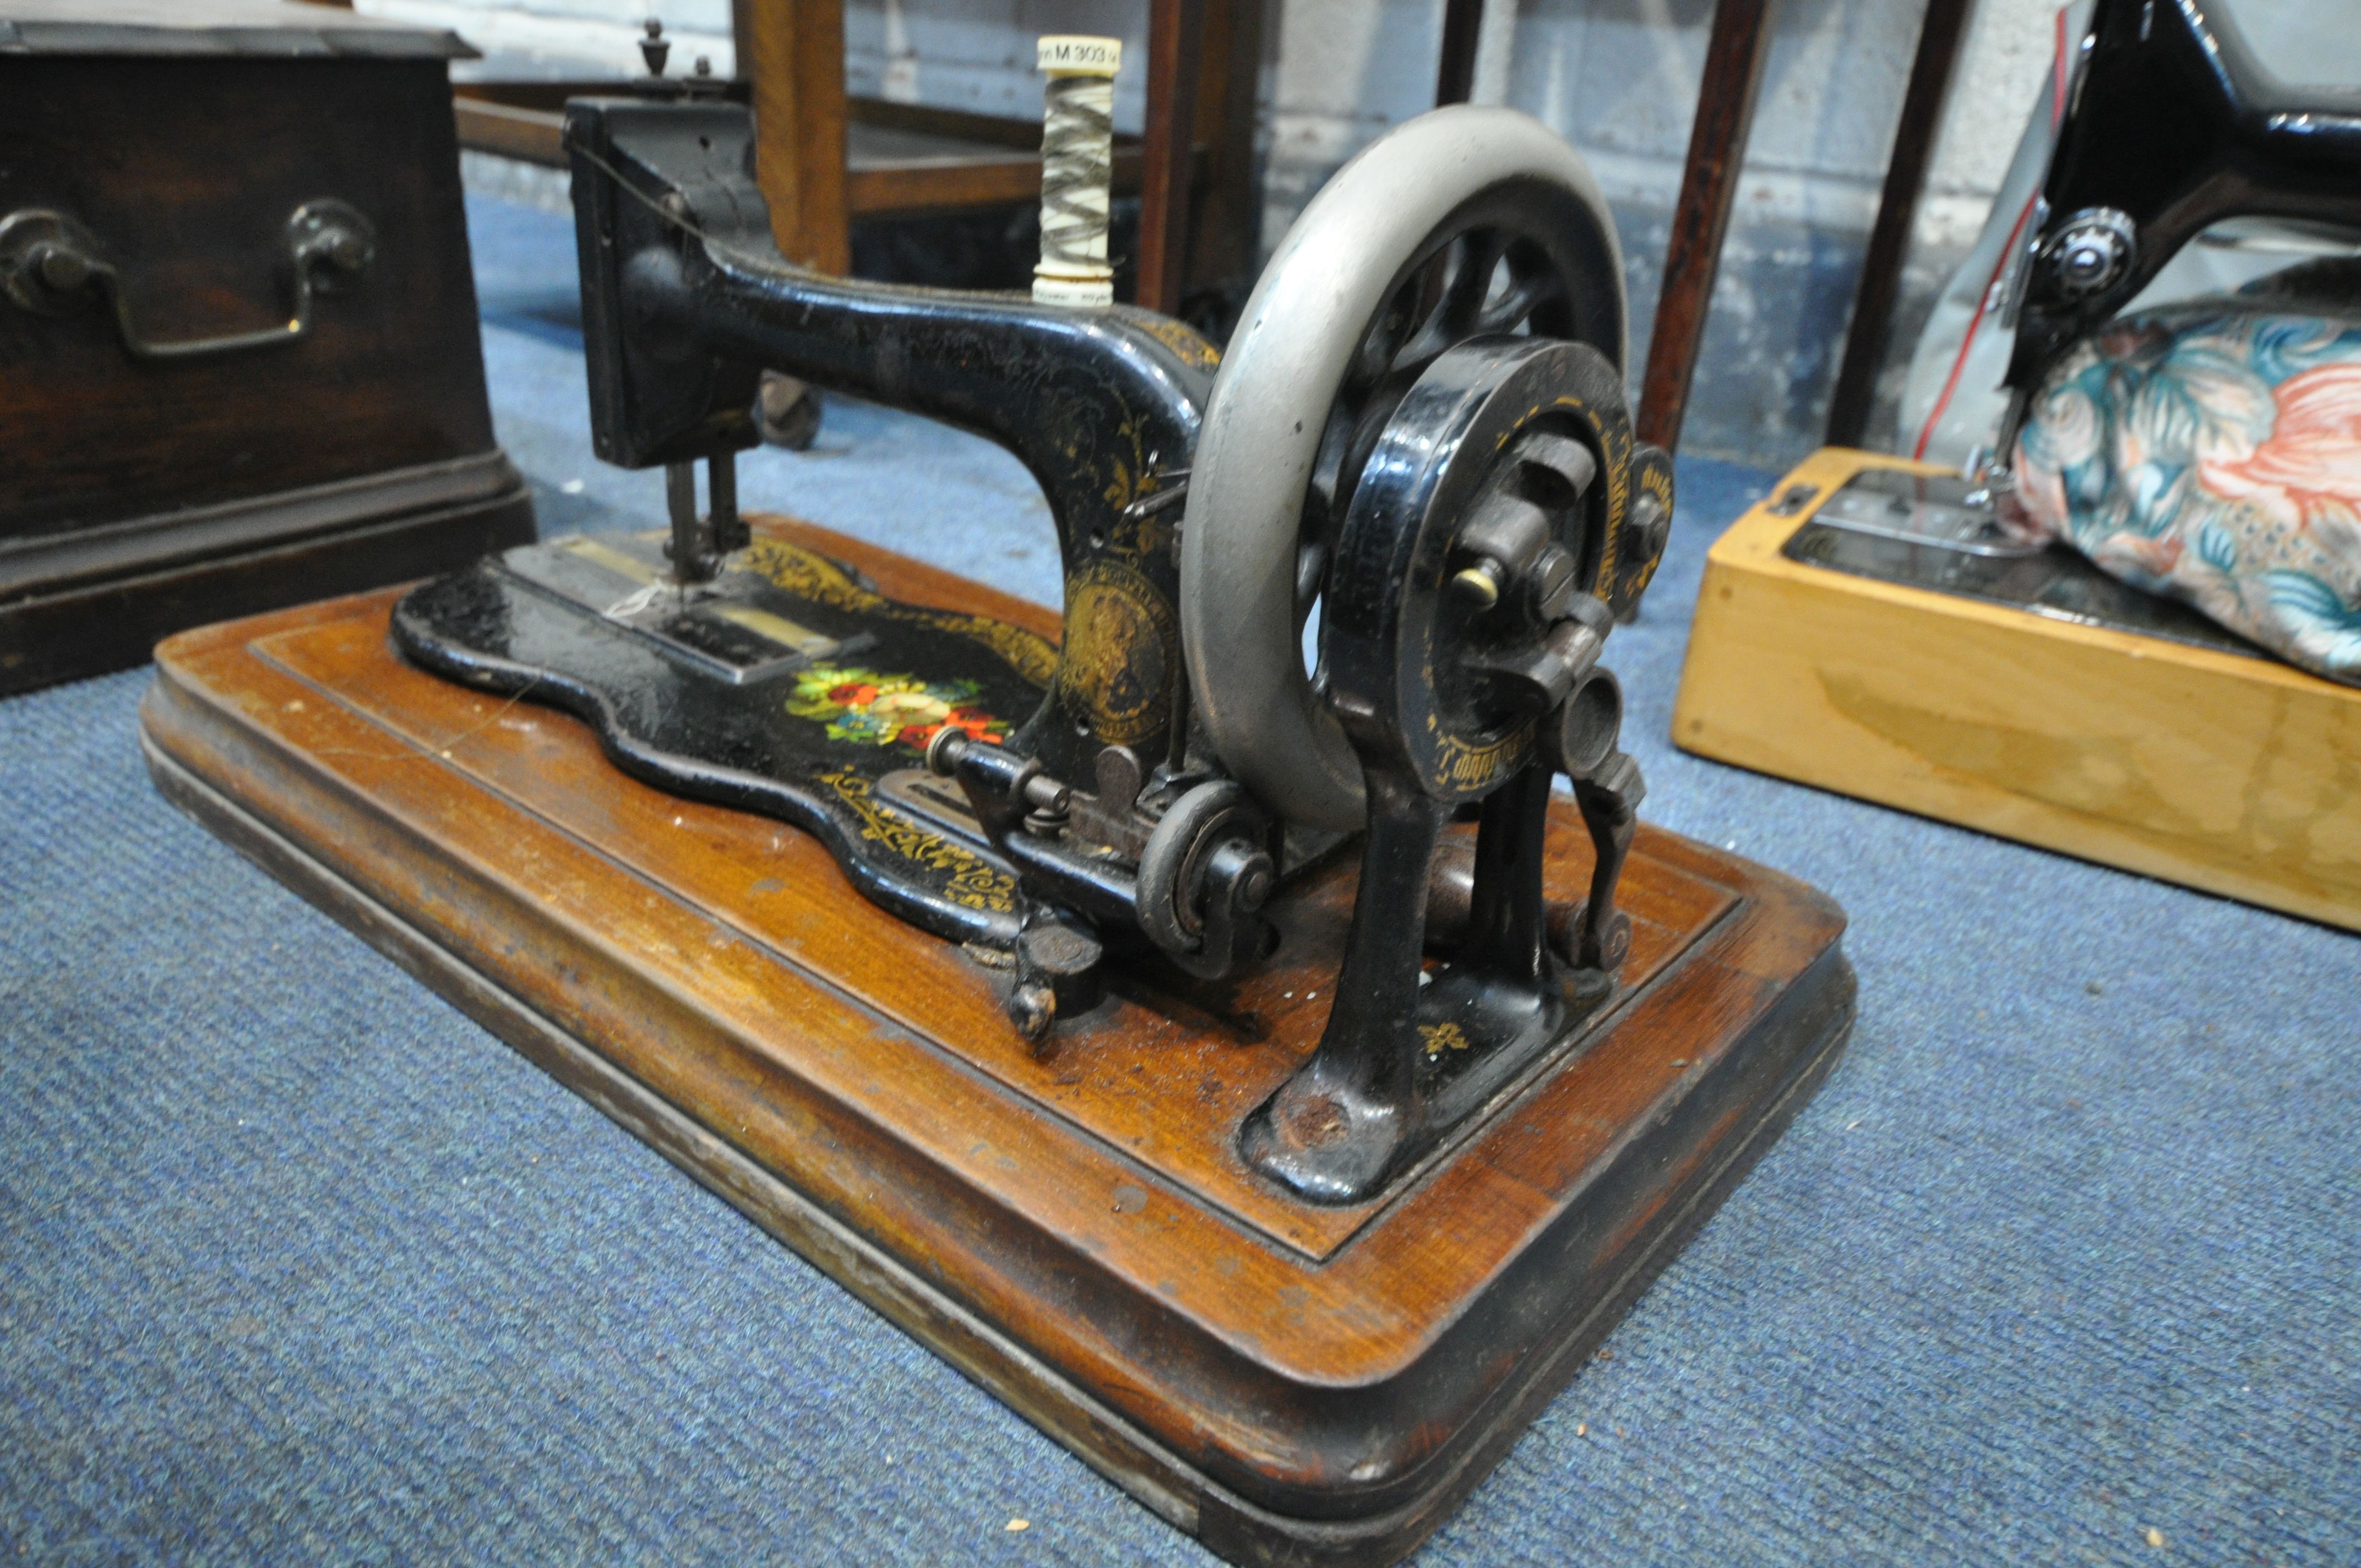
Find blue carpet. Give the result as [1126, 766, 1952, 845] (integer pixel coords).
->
[3, 195, 2355, 1566]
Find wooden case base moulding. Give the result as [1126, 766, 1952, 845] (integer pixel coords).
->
[141, 518, 1854, 1567]
[1675, 447, 2361, 933]
[2, 455, 532, 694]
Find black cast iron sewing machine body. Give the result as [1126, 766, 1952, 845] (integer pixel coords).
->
[1999, 0, 2361, 445]
[393, 95, 1673, 1204]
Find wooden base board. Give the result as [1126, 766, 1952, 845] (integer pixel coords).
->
[140, 518, 1854, 1567]
[1674, 447, 2361, 932]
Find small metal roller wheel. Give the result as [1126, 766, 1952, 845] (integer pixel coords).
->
[1136, 778, 1265, 962]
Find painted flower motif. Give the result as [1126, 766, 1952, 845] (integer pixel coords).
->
[2011, 303, 2361, 685]
[786, 664, 1008, 752]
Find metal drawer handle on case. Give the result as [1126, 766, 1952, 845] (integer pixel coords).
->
[0, 199, 374, 361]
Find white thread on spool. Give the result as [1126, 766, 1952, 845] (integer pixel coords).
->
[1033, 35, 1121, 307]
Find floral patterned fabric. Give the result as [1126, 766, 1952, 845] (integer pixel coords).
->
[2010, 266, 2361, 685]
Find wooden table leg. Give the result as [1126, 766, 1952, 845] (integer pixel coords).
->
[732, 0, 850, 275]
[1138, 0, 1206, 315]
[1636, 0, 1777, 454]
[1823, 0, 1976, 449]
[1434, 0, 1484, 106]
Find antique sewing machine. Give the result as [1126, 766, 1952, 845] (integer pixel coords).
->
[1677, 0, 2361, 933]
[142, 79, 1853, 1567]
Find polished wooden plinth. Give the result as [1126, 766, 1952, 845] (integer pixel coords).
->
[141, 518, 1853, 1567]
[1676, 447, 2361, 934]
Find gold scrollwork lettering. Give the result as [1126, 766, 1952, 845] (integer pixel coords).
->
[741, 540, 1058, 689]
[818, 769, 1017, 913]
[1134, 314, 1222, 372]
[1430, 727, 1531, 793]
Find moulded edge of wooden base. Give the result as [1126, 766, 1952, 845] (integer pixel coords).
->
[140, 725, 1853, 1568]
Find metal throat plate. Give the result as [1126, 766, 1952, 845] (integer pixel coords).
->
[1781, 467, 2263, 658]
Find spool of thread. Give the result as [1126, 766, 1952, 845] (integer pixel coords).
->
[1032, 35, 1121, 307]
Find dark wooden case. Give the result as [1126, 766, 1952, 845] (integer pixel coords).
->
[0, 1, 534, 695]
[142, 518, 1855, 1566]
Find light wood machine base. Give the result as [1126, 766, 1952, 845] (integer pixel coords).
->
[1677, 448, 2361, 933]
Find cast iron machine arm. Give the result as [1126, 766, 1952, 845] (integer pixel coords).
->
[562, 97, 1264, 1026]
[395, 95, 1675, 1203]
[567, 95, 1215, 789]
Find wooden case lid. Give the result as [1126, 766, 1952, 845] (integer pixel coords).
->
[0, 0, 475, 59]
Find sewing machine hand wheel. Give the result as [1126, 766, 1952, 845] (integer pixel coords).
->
[1235, 334, 1662, 1202]
[1183, 106, 1649, 835]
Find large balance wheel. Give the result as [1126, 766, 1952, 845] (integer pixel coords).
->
[1182, 105, 1629, 833]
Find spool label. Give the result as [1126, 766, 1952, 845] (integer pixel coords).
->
[1037, 35, 1121, 75]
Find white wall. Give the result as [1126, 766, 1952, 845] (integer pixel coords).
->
[369, 0, 2126, 464]
[843, 2, 1157, 130]
[363, 0, 737, 80]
